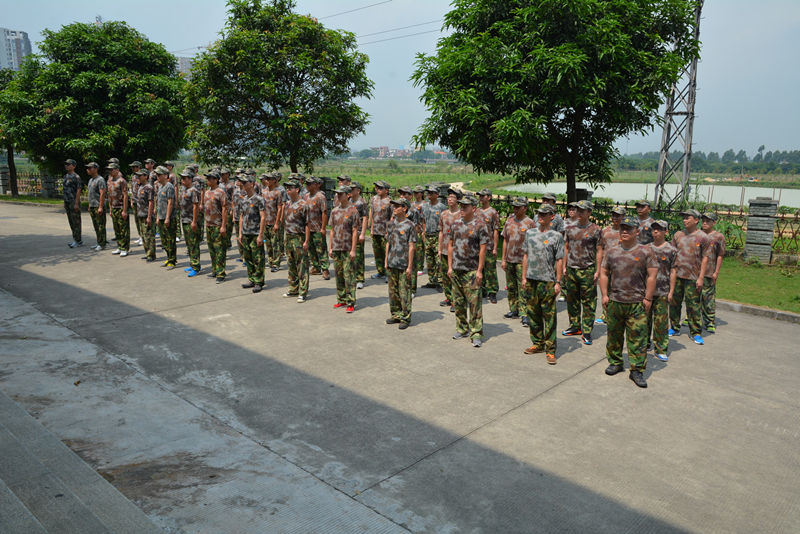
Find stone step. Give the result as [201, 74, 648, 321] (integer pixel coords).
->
[0, 477, 48, 534]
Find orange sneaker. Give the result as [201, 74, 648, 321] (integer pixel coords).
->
[524, 345, 543, 354]
[546, 353, 557, 365]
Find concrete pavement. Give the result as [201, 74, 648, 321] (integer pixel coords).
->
[1, 201, 798, 533]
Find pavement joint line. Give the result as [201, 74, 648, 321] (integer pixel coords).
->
[358, 354, 608, 496]
[3, 288, 413, 533]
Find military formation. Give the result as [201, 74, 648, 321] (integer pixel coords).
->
[62, 158, 725, 388]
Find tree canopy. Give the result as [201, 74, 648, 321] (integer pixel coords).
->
[411, 0, 701, 200]
[0, 21, 187, 174]
[186, 0, 373, 172]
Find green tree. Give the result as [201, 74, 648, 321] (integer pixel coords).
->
[0, 69, 20, 195]
[0, 22, 187, 175]
[186, 0, 373, 173]
[411, 0, 700, 200]
[721, 149, 736, 163]
[707, 151, 720, 163]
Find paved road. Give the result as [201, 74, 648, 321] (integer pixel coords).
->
[1, 202, 798, 533]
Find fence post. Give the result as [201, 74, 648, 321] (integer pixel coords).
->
[0, 165, 8, 194]
[41, 173, 57, 199]
[745, 197, 778, 264]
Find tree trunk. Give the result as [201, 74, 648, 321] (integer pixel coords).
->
[289, 152, 298, 173]
[565, 152, 576, 202]
[7, 144, 18, 197]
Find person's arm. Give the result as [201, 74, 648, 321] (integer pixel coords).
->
[122, 186, 128, 218]
[98, 186, 106, 214]
[191, 197, 199, 231]
[146, 197, 153, 225]
[643, 266, 658, 313]
[476, 243, 487, 285]
[328, 226, 334, 257]
[669, 267, 677, 304]
[350, 221, 358, 260]
[521, 252, 528, 289]
[274, 202, 283, 232]
[257, 209, 266, 246]
[73, 178, 81, 212]
[359, 209, 367, 242]
[303, 220, 310, 251]
[599, 264, 610, 310]
[492, 223, 499, 256]
[165, 196, 173, 225]
[713, 242, 724, 281]
[554, 257, 564, 296]
[368, 203, 374, 234]
[563, 240, 570, 276]
[697, 255, 708, 290]
[594, 241, 603, 283]
[447, 239, 454, 277]
[384, 236, 390, 271]
[406, 240, 416, 278]
[321, 204, 328, 232]
[220, 201, 228, 235]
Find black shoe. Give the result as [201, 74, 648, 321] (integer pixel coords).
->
[504, 311, 519, 319]
[216, 277, 225, 284]
[252, 285, 262, 293]
[605, 364, 624, 376]
[629, 370, 648, 388]
[436, 285, 443, 293]
[398, 322, 409, 330]
[242, 281, 255, 288]
[207, 273, 217, 278]
[371, 273, 385, 279]
[423, 282, 438, 289]
[386, 318, 400, 324]
[562, 327, 582, 336]
[270, 267, 278, 272]
[145, 257, 156, 263]
[449, 305, 455, 313]
[489, 293, 497, 304]
[439, 299, 451, 307]
[521, 316, 529, 326]
[453, 332, 468, 339]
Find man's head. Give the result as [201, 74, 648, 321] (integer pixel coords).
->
[458, 194, 477, 220]
[398, 185, 413, 200]
[651, 220, 668, 244]
[180, 171, 193, 187]
[512, 196, 528, 218]
[576, 200, 593, 223]
[701, 212, 717, 232]
[64, 159, 76, 172]
[84, 161, 99, 176]
[373, 180, 389, 197]
[479, 188, 492, 206]
[390, 197, 409, 218]
[144, 158, 156, 170]
[447, 188, 462, 208]
[619, 216, 640, 245]
[536, 203, 555, 226]
[205, 170, 221, 188]
[335, 185, 351, 204]
[350, 181, 362, 197]
[611, 206, 626, 227]
[413, 185, 426, 199]
[681, 208, 701, 231]
[541, 193, 557, 206]
[636, 200, 651, 218]
[128, 161, 142, 172]
[136, 170, 149, 184]
[285, 179, 301, 198]
[426, 186, 439, 202]
[106, 162, 120, 177]
[567, 202, 578, 220]
[155, 165, 169, 183]
[337, 174, 351, 185]
[164, 160, 175, 170]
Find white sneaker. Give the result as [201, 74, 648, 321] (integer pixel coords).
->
[136, 238, 143, 245]
[176, 237, 181, 242]
[111, 248, 121, 255]
[417, 271, 423, 276]
[356, 282, 364, 289]
[119, 251, 128, 257]
[92, 245, 101, 251]
[297, 296, 306, 303]
[411, 293, 416, 299]
[557, 295, 566, 302]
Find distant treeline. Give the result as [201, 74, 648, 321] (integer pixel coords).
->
[617, 147, 800, 174]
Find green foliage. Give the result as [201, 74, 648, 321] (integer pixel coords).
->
[411, 0, 700, 200]
[186, 0, 373, 172]
[0, 22, 187, 174]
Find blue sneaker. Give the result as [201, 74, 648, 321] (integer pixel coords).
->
[582, 333, 592, 345]
[693, 335, 704, 345]
[184, 267, 193, 272]
[668, 328, 678, 336]
[187, 269, 200, 278]
[655, 353, 669, 362]
[594, 318, 605, 324]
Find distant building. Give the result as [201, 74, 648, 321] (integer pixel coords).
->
[0, 28, 32, 71]
[176, 56, 194, 78]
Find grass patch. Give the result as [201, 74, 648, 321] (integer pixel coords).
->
[0, 194, 64, 205]
[716, 256, 800, 314]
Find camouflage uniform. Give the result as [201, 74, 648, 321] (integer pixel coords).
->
[220, 179, 235, 250]
[422, 199, 446, 284]
[387, 217, 417, 324]
[86, 174, 107, 247]
[479, 205, 500, 295]
[179, 185, 201, 269]
[450, 216, 491, 340]
[136, 181, 156, 259]
[193, 175, 207, 239]
[439, 209, 461, 302]
[602, 244, 658, 371]
[262, 186, 283, 268]
[63, 171, 82, 242]
[371, 195, 392, 276]
[276, 184, 288, 257]
[352, 196, 369, 283]
[329, 204, 359, 305]
[564, 222, 602, 333]
[669, 229, 710, 336]
[284, 198, 310, 296]
[130, 175, 142, 240]
[240, 193, 267, 286]
[597, 225, 621, 321]
[205, 187, 228, 278]
[156, 181, 177, 264]
[702, 230, 725, 330]
[232, 183, 245, 258]
[534, 212, 566, 235]
[637, 216, 655, 245]
[107, 175, 130, 251]
[502, 214, 535, 316]
[412, 199, 426, 273]
[306, 190, 329, 272]
[650, 241, 677, 355]
[523, 228, 564, 353]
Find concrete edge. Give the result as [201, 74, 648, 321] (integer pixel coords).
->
[0, 199, 62, 208]
[717, 299, 800, 324]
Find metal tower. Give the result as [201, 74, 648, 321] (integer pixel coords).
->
[653, 1, 704, 208]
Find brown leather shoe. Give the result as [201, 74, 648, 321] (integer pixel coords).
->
[546, 353, 556, 365]
[322, 270, 330, 280]
[524, 345, 543, 354]
[310, 268, 321, 275]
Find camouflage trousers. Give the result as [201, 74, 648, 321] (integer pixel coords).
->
[565, 266, 597, 334]
[332, 250, 356, 305]
[131, 207, 142, 239]
[414, 235, 425, 273]
[110, 208, 130, 251]
[505, 263, 526, 315]
[265, 225, 282, 268]
[669, 277, 702, 336]
[285, 233, 309, 296]
[223, 214, 233, 249]
[241, 235, 265, 285]
[175, 213, 182, 238]
[234, 220, 244, 258]
[355, 240, 366, 283]
[66, 205, 82, 243]
[206, 225, 227, 278]
[606, 301, 648, 371]
[89, 207, 107, 247]
[525, 280, 557, 353]
[440, 254, 453, 302]
[309, 231, 329, 271]
[650, 295, 670, 355]
[182, 222, 201, 269]
[701, 277, 717, 329]
[482, 250, 499, 295]
[372, 234, 387, 276]
[277, 222, 286, 257]
[139, 219, 155, 260]
[451, 270, 483, 340]
[424, 234, 439, 284]
[388, 267, 413, 323]
[157, 218, 177, 264]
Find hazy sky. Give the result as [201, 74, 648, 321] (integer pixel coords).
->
[4, 0, 799, 156]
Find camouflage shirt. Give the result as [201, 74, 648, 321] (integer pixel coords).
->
[156, 181, 176, 220]
[703, 230, 726, 276]
[86, 176, 106, 208]
[386, 218, 417, 270]
[370, 195, 392, 236]
[439, 209, 462, 252]
[179, 186, 200, 224]
[232, 186, 244, 220]
[479, 206, 500, 237]
[135, 183, 154, 219]
[602, 243, 658, 303]
[220, 180, 235, 213]
[637, 216, 655, 245]
[107, 176, 127, 209]
[63, 172, 81, 205]
[262, 187, 283, 225]
[412, 200, 427, 233]
[284, 198, 309, 235]
[422, 200, 446, 235]
[329, 205, 359, 251]
[672, 229, 710, 280]
[502, 215, 535, 264]
[649, 241, 677, 297]
[204, 187, 227, 227]
[565, 222, 601, 268]
[353, 197, 369, 229]
[449, 216, 490, 271]
[305, 191, 327, 232]
[523, 228, 565, 282]
[600, 226, 621, 251]
[240, 193, 266, 235]
[534, 213, 566, 235]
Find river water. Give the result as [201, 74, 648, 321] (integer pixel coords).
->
[504, 182, 800, 208]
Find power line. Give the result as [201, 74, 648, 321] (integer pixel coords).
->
[358, 19, 441, 38]
[319, 0, 392, 20]
[358, 29, 441, 46]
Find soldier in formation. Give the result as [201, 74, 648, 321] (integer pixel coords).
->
[155, 166, 177, 268]
[106, 163, 130, 256]
[238, 173, 268, 292]
[179, 170, 202, 275]
[305, 176, 330, 280]
[385, 197, 417, 329]
[282, 179, 310, 302]
[328, 185, 359, 312]
[700, 212, 725, 333]
[649, 220, 676, 362]
[134, 170, 156, 262]
[669, 208, 710, 345]
[438, 188, 462, 311]
[369, 180, 392, 281]
[478, 188, 500, 304]
[501, 197, 535, 324]
[85, 162, 107, 251]
[421, 186, 445, 290]
[350, 181, 369, 289]
[562, 200, 602, 345]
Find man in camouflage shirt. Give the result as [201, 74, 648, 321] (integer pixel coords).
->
[85, 162, 107, 250]
[649, 220, 677, 361]
[448, 195, 491, 347]
[62, 159, 83, 247]
[232, 170, 246, 260]
[127, 161, 143, 245]
[179, 170, 202, 275]
[350, 182, 370, 289]
[599, 216, 658, 388]
[204, 171, 228, 283]
[700, 212, 725, 333]
[328, 186, 360, 311]
[261, 172, 284, 272]
[412, 185, 427, 276]
[106, 163, 130, 256]
[369, 180, 392, 280]
[669, 208, 710, 344]
[563, 200, 602, 345]
[164, 161, 181, 242]
[238, 174, 267, 292]
[521, 204, 565, 364]
[135, 170, 156, 261]
[398, 186, 421, 295]
[501, 197, 535, 321]
[385, 198, 417, 328]
[422, 186, 446, 289]
[534, 193, 566, 235]
[305, 176, 330, 279]
[219, 167, 235, 250]
[635, 200, 655, 245]
[282, 180, 311, 302]
[439, 189, 462, 310]
[478, 189, 500, 303]
[155, 166, 177, 268]
[595, 205, 626, 325]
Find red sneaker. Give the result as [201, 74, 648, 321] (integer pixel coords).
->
[346, 305, 355, 313]
[333, 303, 346, 309]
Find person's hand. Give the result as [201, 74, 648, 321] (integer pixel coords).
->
[668, 292, 674, 304]
[350, 249, 356, 260]
[191, 222, 197, 231]
[554, 281, 561, 296]
[602, 295, 609, 310]
[521, 279, 527, 290]
[98, 207, 103, 215]
[257, 236, 263, 246]
[74, 204, 80, 213]
[643, 299, 652, 313]
[593, 270, 599, 284]
[220, 226, 226, 236]
[501, 260, 507, 271]
[164, 216, 170, 226]
[122, 211, 128, 219]
[147, 217, 152, 226]
[696, 278, 704, 291]
[273, 223, 279, 232]
[405, 267, 412, 279]
[328, 248, 333, 258]
[359, 234, 365, 243]
[447, 268, 454, 279]
[711, 273, 718, 282]
[475, 271, 483, 288]
[303, 240, 309, 251]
